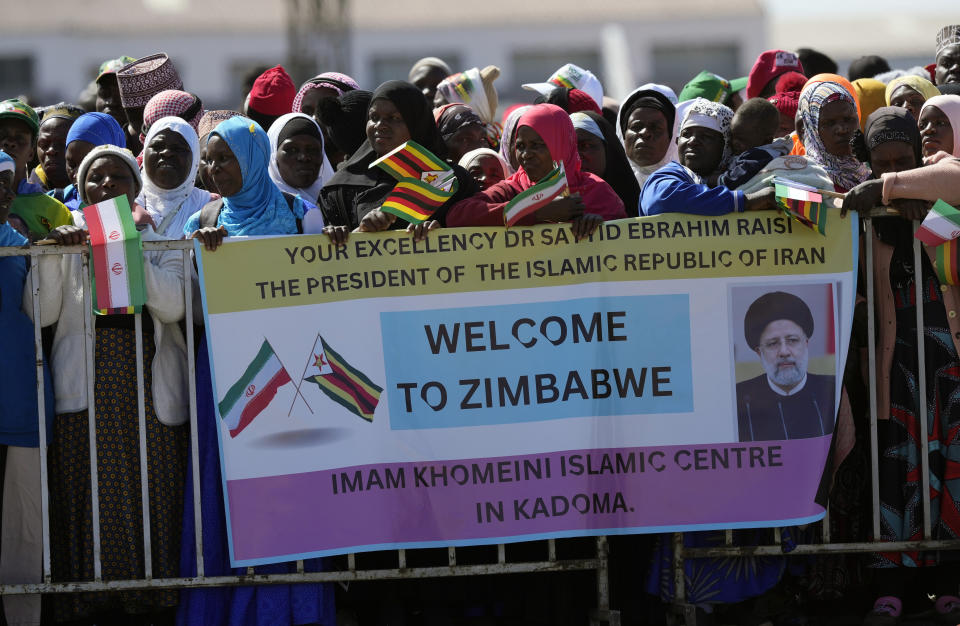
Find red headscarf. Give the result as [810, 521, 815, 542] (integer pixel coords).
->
[509, 104, 625, 218]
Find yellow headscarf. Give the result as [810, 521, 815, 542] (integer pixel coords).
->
[884, 75, 941, 106]
[852, 78, 888, 131]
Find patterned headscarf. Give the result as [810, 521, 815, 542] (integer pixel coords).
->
[798, 81, 870, 191]
[185, 116, 302, 237]
[679, 97, 735, 171]
[291, 72, 359, 113]
[499, 105, 531, 175]
[143, 90, 204, 136]
[198, 110, 241, 140]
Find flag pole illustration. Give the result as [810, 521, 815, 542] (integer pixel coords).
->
[82, 194, 147, 314]
[219, 339, 308, 438]
[300, 334, 383, 422]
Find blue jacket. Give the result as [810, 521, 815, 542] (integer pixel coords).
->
[640, 161, 745, 217]
[0, 224, 54, 446]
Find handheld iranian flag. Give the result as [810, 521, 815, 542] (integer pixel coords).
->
[915, 199, 960, 247]
[302, 335, 382, 422]
[773, 178, 826, 236]
[503, 162, 568, 227]
[82, 195, 146, 315]
[218, 340, 292, 438]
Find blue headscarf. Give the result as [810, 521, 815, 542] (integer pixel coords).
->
[0, 151, 26, 247]
[66, 112, 127, 148]
[198, 116, 302, 236]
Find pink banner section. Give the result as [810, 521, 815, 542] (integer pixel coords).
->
[226, 438, 830, 563]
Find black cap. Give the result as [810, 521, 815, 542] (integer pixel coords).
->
[744, 291, 814, 349]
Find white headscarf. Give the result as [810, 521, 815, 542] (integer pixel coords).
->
[267, 113, 334, 205]
[616, 83, 680, 187]
[137, 116, 207, 240]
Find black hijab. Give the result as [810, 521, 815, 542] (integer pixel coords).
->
[618, 89, 676, 137]
[578, 111, 641, 217]
[326, 80, 447, 188]
[317, 89, 373, 156]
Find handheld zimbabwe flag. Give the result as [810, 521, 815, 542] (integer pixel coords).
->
[381, 178, 455, 224]
[935, 238, 960, 286]
[774, 179, 826, 236]
[370, 140, 455, 191]
[503, 162, 567, 227]
[218, 340, 292, 438]
[82, 195, 147, 315]
[302, 335, 382, 422]
[915, 199, 960, 247]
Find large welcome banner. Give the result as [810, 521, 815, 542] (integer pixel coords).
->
[196, 211, 858, 566]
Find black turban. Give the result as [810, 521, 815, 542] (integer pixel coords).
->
[744, 291, 814, 349]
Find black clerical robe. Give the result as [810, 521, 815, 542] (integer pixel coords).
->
[736, 373, 835, 442]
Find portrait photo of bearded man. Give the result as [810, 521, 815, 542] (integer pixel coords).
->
[736, 290, 836, 442]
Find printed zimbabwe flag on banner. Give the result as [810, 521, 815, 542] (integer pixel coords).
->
[218, 340, 292, 438]
[302, 335, 382, 422]
[82, 195, 147, 315]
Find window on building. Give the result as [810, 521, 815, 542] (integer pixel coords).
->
[651, 44, 739, 94]
[0, 56, 34, 99]
[369, 53, 462, 86]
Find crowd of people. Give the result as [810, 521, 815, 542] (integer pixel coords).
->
[2, 23, 960, 626]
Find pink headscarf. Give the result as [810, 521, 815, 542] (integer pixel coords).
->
[920, 94, 960, 158]
[292, 72, 360, 113]
[508, 103, 625, 219]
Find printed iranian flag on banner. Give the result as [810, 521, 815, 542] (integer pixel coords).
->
[82, 195, 146, 315]
[219, 340, 292, 438]
[915, 199, 960, 247]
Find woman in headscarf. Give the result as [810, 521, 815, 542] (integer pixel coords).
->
[435, 103, 487, 163]
[852, 78, 889, 131]
[176, 118, 338, 626]
[845, 107, 960, 625]
[616, 85, 678, 188]
[317, 80, 476, 232]
[142, 90, 204, 139]
[640, 98, 777, 216]
[267, 112, 335, 207]
[37, 144, 189, 623]
[62, 112, 128, 210]
[570, 111, 641, 216]
[499, 104, 532, 174]
[458, 147, 508, 190]
[292, 71, 359, 118]
[138, 116, 211, 239]
[917, 94, 960, 162]
[884, 75, 941, 122]
[316, 89, 373, 167]
[185, 116, 306, 247]
[446, 103, 625, 238]
[797, 81, 869, 192]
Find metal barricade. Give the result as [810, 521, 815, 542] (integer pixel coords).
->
[0, 241, 620, 626]
[668, 217, 960, 624]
